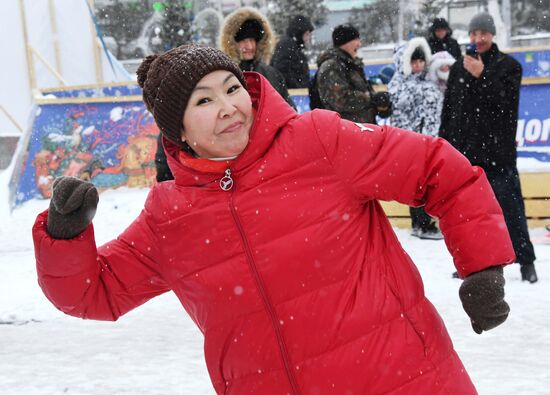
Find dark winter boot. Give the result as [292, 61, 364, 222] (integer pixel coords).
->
[520, 263, 538, 284]
[418, 222, 443, 240]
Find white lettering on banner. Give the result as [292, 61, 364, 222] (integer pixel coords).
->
[526, 119, 541, 142]
[516, 118, 550, 146]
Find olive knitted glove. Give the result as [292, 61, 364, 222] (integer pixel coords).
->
[46, 176, 99, 239]
[459, 266, 510, 334]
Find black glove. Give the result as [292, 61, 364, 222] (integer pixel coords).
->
[459, 266, 510, 334]
[46, 176, 99, 239]
[372, 92, 392, 118]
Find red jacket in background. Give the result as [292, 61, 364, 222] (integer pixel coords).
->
[33, 73, 514, 394]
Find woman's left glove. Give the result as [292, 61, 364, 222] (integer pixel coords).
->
[46, 176, 99, 239]
[459, 266, 510, 334]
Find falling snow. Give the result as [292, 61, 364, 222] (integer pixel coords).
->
[0, 173, 549, 394]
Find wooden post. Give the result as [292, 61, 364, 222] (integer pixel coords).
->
[48, 0, 63, 76]
[87, 0, 103, 83]
[18, 0, 37, 98]
[30, 46, 68, 86]
[0, 105, 24, 133]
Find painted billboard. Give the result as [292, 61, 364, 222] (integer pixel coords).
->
[11, 97, 158, 207]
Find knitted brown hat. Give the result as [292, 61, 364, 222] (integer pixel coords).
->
[136, 44, 247, 147]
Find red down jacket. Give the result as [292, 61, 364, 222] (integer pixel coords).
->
[33, 73, 515, 394]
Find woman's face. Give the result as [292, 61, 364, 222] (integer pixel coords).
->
[182, 70, 253, 158]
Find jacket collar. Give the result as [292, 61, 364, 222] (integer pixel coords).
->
[318, 47, 364, 71]
[480, 43, 500, 64]
[164, 72, 297, 187]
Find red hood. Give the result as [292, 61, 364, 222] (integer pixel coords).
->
[163, 72, 297, 186]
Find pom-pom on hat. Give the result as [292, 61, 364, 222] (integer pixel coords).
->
[136, 45, 246, 148]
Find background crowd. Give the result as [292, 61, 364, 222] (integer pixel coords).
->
[151, 8, 538, 283]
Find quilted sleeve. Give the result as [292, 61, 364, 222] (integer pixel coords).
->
[33, 189, 170, 321]
[310, 110, 515, 277]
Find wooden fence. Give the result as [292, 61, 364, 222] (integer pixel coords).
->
[381, 172, 550, 229]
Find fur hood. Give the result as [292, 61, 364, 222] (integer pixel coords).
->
[394, 37, 432, 76]
[219, 7, 275, 64]
[427, 51, 456, 83]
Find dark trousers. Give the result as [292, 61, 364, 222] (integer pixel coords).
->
[410, 207, 434, 231]
[485, 166, 536, 265]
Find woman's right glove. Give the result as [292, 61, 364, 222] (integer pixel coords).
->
[459, 266, 510, 334]
[46, 176, 99, 239]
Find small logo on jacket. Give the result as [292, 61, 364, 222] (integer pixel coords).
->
[354, 122, 375, 132]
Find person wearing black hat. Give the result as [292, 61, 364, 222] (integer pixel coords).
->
[313, 24, 391, 122]
[441, 12, 538, 283]
[219, 7, 294, 108]
[271, 15, 314, 89]
[427, 18, 461, 60]
[33, 43, 515, 395]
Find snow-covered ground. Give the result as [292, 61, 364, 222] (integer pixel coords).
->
[1, 168, 549, 395]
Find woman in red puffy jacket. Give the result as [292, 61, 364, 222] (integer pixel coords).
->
[33, 45, 514, 395]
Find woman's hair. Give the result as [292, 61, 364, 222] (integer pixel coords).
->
[137, 45, 246, 148]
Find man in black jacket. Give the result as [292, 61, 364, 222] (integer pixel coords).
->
[427, 18, 461, 60]
[440, 13, 538, 283]
[271, 15, 314, 89]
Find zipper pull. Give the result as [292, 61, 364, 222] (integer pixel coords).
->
[219, 169, 234, 191]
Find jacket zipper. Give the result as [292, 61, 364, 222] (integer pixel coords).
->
[225, 169, 300, 395]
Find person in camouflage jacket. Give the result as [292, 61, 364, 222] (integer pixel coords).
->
[316, 24, 390, 123]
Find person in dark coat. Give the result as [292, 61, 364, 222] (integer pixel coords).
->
[427, 18, 461, 60]
[271, 15, 314, 89]
[220, 6, 295, 108]
[440, 12, 538, 283]
[315, 24, 391, 123]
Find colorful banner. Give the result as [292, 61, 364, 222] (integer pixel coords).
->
[12, 101, 159, 206]
[516, 83, 550, 161]
[11, 61, 550, 207]
[508, 48, 550, 78]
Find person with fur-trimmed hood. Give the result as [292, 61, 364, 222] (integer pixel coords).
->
[427, 18, 461, 60]
[220, 7, 295, 108]
[271, 15, 314, 89]
[388, 37, 442, 136]
[388, 37, 444, 240]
